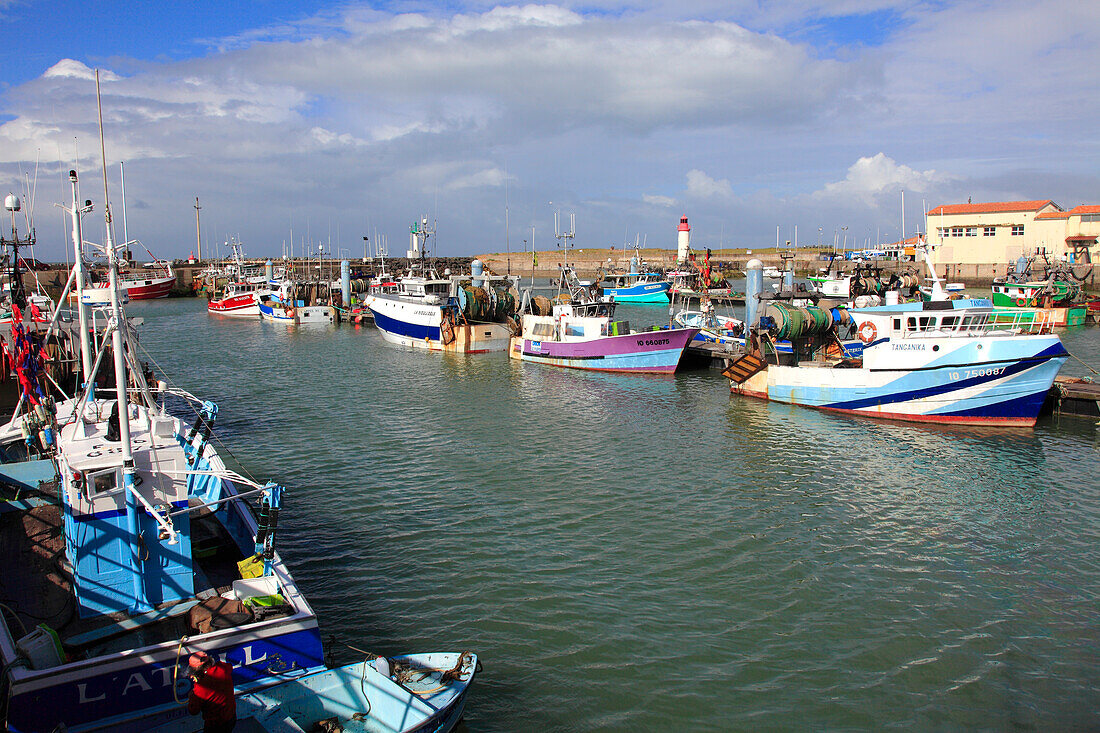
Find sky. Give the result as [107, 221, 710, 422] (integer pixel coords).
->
[1, 0, 1098, 261]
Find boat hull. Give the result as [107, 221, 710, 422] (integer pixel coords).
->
[509, 328, 699, 373]
[605, 281, 671, 303]
[208, 293, 260, 317]
[734, 336, 1067, 426]
[3, 610, 325, 733]
[258, 300, 297, 323]
[86, 276, 176, 301]
[370, 297, 513, 353]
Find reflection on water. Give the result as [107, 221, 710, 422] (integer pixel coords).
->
[129, 298, 1100, 730]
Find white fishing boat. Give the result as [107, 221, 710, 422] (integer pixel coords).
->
[369, 218, 518, 352]
[726, 259, 1067, 426]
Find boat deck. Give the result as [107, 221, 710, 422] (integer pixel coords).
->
[0, 502, 73, 633]
[0, 496, 284, 658]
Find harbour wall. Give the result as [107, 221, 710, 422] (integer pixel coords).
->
[22, 251, 1099, 299]
[476, 249, 1100, 289]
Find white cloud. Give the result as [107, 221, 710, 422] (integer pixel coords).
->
[813, 153, 953, 206]
[643, 194, 676, 207]
[43, 60, 119, 81]
[444, 166, 510, 191]
[310, 127, 367, 148]
[228, 6, 870, 135]
[685, 169, 734, 201]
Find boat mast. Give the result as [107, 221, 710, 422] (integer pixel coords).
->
[194, 197, 202, 262]
[67, 170, 94, 384]
[97, 68, 151, 614]
[120, 161, 128, 248]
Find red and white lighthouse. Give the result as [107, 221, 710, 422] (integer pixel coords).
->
[676, 215, 691, 264]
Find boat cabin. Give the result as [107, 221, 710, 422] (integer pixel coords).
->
[520, 300, 630, 342]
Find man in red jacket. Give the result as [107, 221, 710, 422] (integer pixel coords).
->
[186, 651, 236, 732]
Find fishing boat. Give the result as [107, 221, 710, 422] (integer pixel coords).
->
[83, 261, 175, 301]
[208, 279, 278, 318]
[78, 162, 177, 302]
[206, 240, 281, 318]
[369, 219, 518, 352]
[213, 653, 476, 733]
[510, 266, 699, 373]
[992, 256, 1083, 307]
[989, 255, 1088, 326]
[257, 294, 297, 323]
[673, 306, 743, 347]
[0, 88, 477, 732]
[600, 271, 670, 303]
[599, 246, 670, 303]
[256, 283, 338, 325]
[725, 260, 1067, 426]
[665, 268, 742, 306]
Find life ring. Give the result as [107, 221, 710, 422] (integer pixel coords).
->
[1016, 297, 1026, 307]
[857, 321, 877, 345]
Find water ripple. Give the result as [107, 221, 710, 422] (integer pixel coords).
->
[128, 299, 1100, 730]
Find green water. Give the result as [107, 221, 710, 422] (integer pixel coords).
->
[135, 299, 1100, 730]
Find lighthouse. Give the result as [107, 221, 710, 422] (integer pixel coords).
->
[676, 215, 691, 264]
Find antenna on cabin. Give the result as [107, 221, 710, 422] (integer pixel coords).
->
[554, 211, 576, 268]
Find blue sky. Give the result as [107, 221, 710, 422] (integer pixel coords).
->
[1, 0, 1098, 260]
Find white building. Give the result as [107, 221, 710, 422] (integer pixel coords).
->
[926, 200, 1099, 266]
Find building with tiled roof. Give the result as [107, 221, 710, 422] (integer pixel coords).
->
[926, 199, 1099, 266]
[926, 200, 1055, 217]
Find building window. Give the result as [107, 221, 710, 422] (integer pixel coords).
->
[1012, 225, 1024, 236]
[951, 227, 963, 237]
[1083, 214, 1100, 223]
[939, 227, 949, 240]
[966, 227, 977, 237]
[983, 226, 995, 236]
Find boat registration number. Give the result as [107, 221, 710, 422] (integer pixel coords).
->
[638, 337, 670, 346]
[950, 366, 1006, 380]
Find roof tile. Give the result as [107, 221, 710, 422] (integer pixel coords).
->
[926, 200, 1056, 216]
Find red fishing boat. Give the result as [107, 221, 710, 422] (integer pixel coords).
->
[83, 261, 176, 299]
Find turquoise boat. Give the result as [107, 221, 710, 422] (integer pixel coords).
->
[600, 272, 671, 303]
[146, 653, 478, 732]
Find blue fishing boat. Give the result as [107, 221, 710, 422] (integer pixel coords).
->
[600, 272, 671, 303]
[727, 264, 1066, 426]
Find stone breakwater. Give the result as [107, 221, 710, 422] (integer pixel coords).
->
[23, 251, 1099, 299]
[476, 249, 1100, 288]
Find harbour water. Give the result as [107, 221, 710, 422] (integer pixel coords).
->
[139, 298, 1099, 730]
